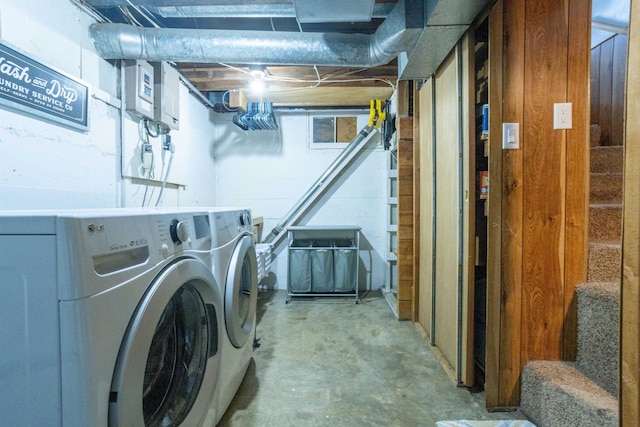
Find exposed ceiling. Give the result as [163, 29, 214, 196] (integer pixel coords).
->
[82, 0, 493, 108]
[80, 1, 630, 109]
[81, 0, 404, 108]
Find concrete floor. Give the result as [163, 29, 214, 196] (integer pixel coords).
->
[218, 290, 527, 426]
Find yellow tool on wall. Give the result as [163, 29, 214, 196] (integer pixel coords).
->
[368, 99, 386, 129]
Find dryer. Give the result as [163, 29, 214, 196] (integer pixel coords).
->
[0, 209, 223, 426]
[206, 208, 258, 424]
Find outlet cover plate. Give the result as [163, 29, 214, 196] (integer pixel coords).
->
[554, 102, 572, 129]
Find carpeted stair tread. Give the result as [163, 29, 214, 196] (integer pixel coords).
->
[589, 172, 623, 204]
[589, 204, 622, 242]
[590, 124, 602, 147]
[587, 242, 621, 282]
[521, 361, 618, 427]
[590, 146, 623, 174]
[575, 282, 620, 396]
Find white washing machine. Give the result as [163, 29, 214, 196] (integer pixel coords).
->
[205, 208, 258, 424]
[0, 209, 223, 426]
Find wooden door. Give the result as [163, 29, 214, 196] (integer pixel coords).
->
[418, 78, 434, 341]
[416, 39, 472, 385]
[433, 51, 460, 380]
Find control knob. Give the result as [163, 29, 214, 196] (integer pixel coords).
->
[169, 219, 188, 245]
[239, 210, 251, 228]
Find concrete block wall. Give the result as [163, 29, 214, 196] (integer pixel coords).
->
[0, 0, 217, 209]
[0, 0, 389, 292]
[214, 112, 388, 291]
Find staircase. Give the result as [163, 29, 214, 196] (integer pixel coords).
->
[520, 124, 622, 427]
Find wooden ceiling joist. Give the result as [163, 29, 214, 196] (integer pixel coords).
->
[228, 86, 394, 108]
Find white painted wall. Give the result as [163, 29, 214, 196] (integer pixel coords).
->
[0, 0, 217, 209]
[0, 0, 390, 292]
[214, 111, 388, 291]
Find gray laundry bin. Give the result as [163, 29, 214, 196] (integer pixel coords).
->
[333, 248, 357, 292]
[286, 226, 361, 303]
[288, 249, 311, 293]
[310, 249, 334, 292]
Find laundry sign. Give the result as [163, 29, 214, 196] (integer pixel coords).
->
[0, 40, 89, 131]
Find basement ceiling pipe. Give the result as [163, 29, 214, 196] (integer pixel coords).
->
[89, 0, 424, 67]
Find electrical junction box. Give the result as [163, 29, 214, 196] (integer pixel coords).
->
[152, 62, 180, 130]
[124, 59, 154, 120]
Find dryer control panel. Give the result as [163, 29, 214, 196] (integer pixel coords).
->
[238, 209, 252, 233]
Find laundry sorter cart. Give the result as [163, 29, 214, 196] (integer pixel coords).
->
[286, 225, 361, 303]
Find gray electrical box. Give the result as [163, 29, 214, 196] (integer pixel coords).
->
[123, 59, 154, 120]
[152, 62, 180, 130]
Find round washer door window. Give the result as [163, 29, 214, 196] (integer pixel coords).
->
[225, 234, 258, 348]
[143, 283, 206, 424]
[109, 258, 222, 427]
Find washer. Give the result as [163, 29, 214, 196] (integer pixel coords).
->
[206, 208, 258, 424]
[0, 209, 223, 426]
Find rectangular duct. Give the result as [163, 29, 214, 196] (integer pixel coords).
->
[294, 0, 375, 23]
[399, 0, 489, 80]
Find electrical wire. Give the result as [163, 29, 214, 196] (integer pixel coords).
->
[216, 61, 396, 95]
[69, 0, 110, 23]
[118, 6, 144, 27]
[155, 150, 174, 207]
[136, 5, 162, 28]
[123, 0, 161, 28]
[137, 119, 156, 207]
[144, 119, 162, 138]
[221, 90, 241, 112]
[295, 17, 320, 90]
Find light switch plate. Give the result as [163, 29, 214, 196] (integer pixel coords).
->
[502, 123, 520, 150]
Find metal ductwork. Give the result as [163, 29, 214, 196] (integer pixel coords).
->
[152, 3, 394, 21]
[86, 0, 394, 21]
[398, 0, 490, 79]
[89, 0, 424, 68]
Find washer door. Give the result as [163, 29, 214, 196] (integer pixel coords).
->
[109, 258, 222, 427]
[225, 234, 258, 348]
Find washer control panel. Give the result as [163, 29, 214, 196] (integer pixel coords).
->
[56, 210, 213, 300]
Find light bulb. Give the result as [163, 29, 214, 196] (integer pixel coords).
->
[250, 79, 265, 94]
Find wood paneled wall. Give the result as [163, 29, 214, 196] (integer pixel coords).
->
[397, 80, 415, 321]
[591, 34, 628, 146]
[485, 0, 590, 408]
[621, 2, 640, 424]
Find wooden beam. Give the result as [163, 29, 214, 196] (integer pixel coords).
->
[500, 0, 525, 407]
[397, 109, 415, 321]
[228, 86, 393, 108]
[413, 81, 421, 323]
[485, 0, 504, 409]
[192, 79, 394, 92]
[177, 64, 398, 92]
